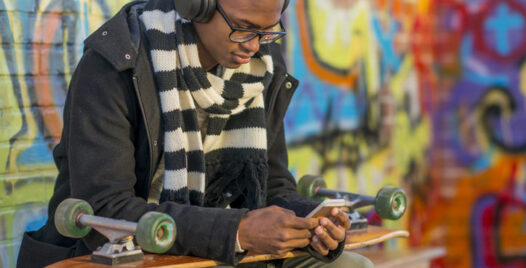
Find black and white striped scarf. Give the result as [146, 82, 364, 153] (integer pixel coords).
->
[140, 0, 273, 209]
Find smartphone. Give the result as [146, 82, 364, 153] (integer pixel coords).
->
[306, 199, 346, 218]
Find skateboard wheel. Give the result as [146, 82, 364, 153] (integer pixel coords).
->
[297, 175, 327, 201]
[375, 186, 407, 220]
[54, 198, 93, 238]
[136, 212, 176, 254]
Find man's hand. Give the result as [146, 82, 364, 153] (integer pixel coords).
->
[310, 207, 351, 256]
[238, 206, 319, 254]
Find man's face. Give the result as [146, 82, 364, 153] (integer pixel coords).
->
[193, 0, 285, 70]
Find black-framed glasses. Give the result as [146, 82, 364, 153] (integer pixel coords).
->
[216, 3, 286, 44]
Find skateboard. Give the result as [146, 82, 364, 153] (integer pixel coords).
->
[48, 175, 408, 267]
[48, 226, 409, 267]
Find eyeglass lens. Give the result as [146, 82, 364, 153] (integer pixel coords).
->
[230, 31, 283, 44]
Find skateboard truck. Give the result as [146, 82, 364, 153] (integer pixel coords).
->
[54, 198, 176, 266]
[91, 235, 142, 265]
[298, 175, 407, 229]
[346, 210, 368, 230]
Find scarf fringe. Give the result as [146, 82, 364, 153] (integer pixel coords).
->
[204, 150, 269, 209]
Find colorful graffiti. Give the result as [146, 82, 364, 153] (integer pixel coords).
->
[284, 0, 429, 232]
[284, 0, 526, 267]
[0, 1, 129, 267]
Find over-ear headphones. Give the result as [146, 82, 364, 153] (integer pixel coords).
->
[174, 0, 290, 23]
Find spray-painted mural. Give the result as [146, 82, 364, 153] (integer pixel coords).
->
[283, 0, 526, 267]
[1, 0, 525, 267]
[0, 1, 129, 267]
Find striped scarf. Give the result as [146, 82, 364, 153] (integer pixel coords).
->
[140, 0, 273, 209]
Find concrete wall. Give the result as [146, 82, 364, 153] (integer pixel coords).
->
[1, 0, 526, 267]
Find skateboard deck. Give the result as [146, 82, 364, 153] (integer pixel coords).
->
[47, 226, 409, 267]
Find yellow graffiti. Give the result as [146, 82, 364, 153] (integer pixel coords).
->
[308, 0, 371, 70]
[474, 88, 514, 152]
[289, 146, 321, 181]
[2, 63, 39, 174]
[392, 115, 431, 179]
[0, 77, 22, 175]
[300, 0, 379, 90]
[0, 8, 22, 174]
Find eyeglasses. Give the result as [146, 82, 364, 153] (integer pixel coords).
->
[216, 3, 286, 44]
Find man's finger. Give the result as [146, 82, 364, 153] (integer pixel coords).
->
[278, 228, 313, 241]
[314, 226, 339, 250]
[331, 208, 351, 229]
[285, 217, 319, 229]
[311, 236, 329, 256]
[320, 217, 345, 242]
[282, 238, 312, 249]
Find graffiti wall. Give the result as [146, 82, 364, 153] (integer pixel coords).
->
[0, 1, 128, 267]
[1, 0, 525, 267]
[283, 0, 526, 267]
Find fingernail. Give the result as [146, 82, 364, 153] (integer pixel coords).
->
[320, 218, 328, 226]
[315, 226, 323, 235]
[312, 236, 319, 242]
[332, 208, 340, 215]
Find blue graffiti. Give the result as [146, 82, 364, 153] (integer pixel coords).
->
[283, 5, 360, 143]
[485, 3, 524, 56]
[461, 34, 510, 86]
[17, 135, 54, 166]
[372, 15, 402, 73]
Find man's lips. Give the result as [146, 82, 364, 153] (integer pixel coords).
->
[233, 54, 252, 64]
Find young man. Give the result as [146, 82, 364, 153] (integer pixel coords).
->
[17, 0, 373, 267]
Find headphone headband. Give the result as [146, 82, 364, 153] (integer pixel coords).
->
[175, 0, 290, 23]
[282, 0, 289, 13]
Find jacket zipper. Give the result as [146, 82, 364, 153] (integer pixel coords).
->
[132, 75, 155, 184]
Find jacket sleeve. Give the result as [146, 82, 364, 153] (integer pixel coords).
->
[63, 49, 247, 265]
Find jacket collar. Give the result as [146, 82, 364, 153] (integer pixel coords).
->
[84, 1, 146, 72]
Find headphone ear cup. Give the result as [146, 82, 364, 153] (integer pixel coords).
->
[192, 0, 216, 23]
[174, 0, 202, 20]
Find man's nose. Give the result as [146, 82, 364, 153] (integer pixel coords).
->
[241, 36, 260, 54]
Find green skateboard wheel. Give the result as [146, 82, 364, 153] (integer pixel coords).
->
[375, 186, 407, 220]
[54, 198, 93, 238]
[297, 175, 327, 201]
[136, 212, 176, 254]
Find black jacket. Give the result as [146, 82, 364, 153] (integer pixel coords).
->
[17, 2, 342, 267]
